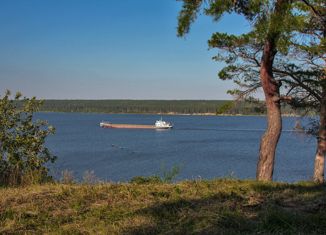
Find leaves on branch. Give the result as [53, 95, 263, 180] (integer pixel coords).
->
[0, 91, 56, 186]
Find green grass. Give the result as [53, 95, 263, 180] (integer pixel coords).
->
[1, 179, 326, 234]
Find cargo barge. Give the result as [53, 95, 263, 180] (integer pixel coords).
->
[100, 118, 173, 129]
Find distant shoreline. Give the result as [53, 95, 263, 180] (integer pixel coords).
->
[38, 110, 302, 117]
[33, 100, 308, 116]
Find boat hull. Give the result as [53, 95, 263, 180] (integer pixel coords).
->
[100, 122, 172, 129]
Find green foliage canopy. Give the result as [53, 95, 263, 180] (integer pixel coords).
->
[0, 90, 56, 186]
[177, 0, 325, 112]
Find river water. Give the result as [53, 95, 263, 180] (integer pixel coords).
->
[37, 113, 316, 183]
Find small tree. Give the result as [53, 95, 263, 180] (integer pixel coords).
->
[0, 90, 56, 186]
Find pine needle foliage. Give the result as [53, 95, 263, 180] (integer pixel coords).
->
[177, 0, 325, 105]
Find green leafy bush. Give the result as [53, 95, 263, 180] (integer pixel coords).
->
[0, 90, 56, 186]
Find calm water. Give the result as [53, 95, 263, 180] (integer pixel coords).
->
[37, 113, 316, 183]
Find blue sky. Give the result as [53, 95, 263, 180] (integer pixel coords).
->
[0, 0, 250, 99]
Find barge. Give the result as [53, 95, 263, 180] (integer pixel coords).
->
[100, 118, 173, 129]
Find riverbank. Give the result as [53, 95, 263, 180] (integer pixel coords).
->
[1, 179, 325, 234]
[39, 110, 304, 117]
[34, 99, 306, 116]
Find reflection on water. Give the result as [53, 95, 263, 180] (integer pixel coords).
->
[37, 113, 316, 183]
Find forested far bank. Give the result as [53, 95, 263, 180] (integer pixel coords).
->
[40, 100, 230, 114]
[29, 100, 305, 115]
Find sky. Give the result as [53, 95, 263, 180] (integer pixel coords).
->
[0, 0, 251, 100]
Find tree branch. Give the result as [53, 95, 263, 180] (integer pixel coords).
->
[273, 68, 322, 101]
[301, 0, 323, 18]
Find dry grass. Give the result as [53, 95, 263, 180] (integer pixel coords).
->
[1, 179, 326, 234]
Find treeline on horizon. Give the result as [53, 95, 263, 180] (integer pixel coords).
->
[35, 100, 301, 115]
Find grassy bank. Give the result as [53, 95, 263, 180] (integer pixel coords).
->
[1, 179, 326, 234]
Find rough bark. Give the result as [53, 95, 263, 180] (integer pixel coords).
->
[313, 10, 326, 183]
[256, 39, 282, 181]
[255, 0, 290, 181]
[313, 87, 326, 183]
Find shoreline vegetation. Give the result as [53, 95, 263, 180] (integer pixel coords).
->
[39, 110, 302, 117]
[1, 179, 326, 234]
[31, 100, 308, 116]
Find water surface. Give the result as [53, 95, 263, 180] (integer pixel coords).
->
[38, 113, 316, 183]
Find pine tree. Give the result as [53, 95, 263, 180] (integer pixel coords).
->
[177, 0, 293, 181]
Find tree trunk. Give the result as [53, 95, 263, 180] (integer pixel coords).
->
[313, 87, 326, 183]
[256, 39, 282, 181]
[255, 0, 289, 181]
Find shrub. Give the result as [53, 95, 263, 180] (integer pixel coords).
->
[83, 170, 98, 184]
[61, 170, 75, 184]
[0, 90, 56, 186]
